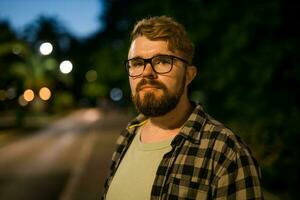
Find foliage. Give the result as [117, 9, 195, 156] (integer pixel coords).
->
[0, 17, 79, 113]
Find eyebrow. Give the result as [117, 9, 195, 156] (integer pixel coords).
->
[128, 54, 175, 60]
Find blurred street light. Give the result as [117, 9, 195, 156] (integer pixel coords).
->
[12, 45, 22, 55]
[39, 87, 51, 101]
[110, 88, 123, 101]
[39, 42, 53, 55]
[18, 95, 28, 106]
[85, 70, 98, 82]
[6, 88, 16, 100]
[59, 60, 73, 74]
[0, 90, 6, 101]
[23, 89, 35, 102]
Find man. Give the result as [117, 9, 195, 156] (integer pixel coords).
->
[102, 16, 263, 199]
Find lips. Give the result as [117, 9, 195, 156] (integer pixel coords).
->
[136, 79, 166, 93]
[140, 85, 160, 91]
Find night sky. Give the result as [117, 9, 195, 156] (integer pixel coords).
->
[0, 0, 103, 38]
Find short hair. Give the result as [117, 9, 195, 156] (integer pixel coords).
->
[131, 16, 194, 63]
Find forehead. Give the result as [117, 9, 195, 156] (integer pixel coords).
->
[128, 36, 173, 59]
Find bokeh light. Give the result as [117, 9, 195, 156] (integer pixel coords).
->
[85, 70, 98, 82]
[110, 88, 123, 101]
[39, 42, 53, 55]
[12, 45, 22, 55]
[18, 95, 28, 106]
[6, 88, 16, 99]
[0, 90, 6, 101]
[23, 89, 35, 102]
[59, 60, 73, 74]
[39, 87, 51, 101]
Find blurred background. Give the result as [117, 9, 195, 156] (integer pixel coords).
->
[0, 0, 299, 199]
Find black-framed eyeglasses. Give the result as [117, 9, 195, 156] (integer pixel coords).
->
[124, 54, 191, 77]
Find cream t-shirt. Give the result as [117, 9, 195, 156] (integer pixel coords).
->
[106, 126, 173, 200]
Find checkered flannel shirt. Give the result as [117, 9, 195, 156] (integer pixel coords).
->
[102, 103, 263, 199]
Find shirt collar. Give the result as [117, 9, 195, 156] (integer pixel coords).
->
[177, 103, 207, 144]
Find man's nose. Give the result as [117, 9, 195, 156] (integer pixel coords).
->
[142, 63, 157, 78]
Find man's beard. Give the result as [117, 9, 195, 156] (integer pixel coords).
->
[132, 77, 185, 117]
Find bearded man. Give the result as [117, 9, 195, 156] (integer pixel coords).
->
[102, 16, 263, 200]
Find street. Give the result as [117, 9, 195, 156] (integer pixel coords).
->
[0, 108, 131, 200]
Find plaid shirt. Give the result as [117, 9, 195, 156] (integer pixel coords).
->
[102, 103, 263, 199]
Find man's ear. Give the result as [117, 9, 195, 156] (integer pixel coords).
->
[185, 66, 197, 86]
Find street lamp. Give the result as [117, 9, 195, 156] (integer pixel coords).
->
[39, 42, 53, 55]
[23, 89, 35, 102]
[39, 87, 51, 101]
[59, 60, 73, 74]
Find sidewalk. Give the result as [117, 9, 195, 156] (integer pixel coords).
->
[0, 108, 132, 200]
[59, 109, 131, 200]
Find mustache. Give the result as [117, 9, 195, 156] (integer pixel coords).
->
[136, 79, 167, 92]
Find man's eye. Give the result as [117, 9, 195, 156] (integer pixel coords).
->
[154, 56, 172, 65]
[130, 60, 144, 67]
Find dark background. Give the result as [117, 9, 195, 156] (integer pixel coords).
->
[0, 0, 299, 199]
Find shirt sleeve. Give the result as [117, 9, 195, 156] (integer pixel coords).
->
[212, 149, 263, 200]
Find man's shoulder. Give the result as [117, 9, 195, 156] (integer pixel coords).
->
[199, 112, 253, 158]
[185, 110, 260, 178]
[201, 114, 252, 161]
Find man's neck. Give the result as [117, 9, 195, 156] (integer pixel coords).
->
[140, 98, 193, 143]
[151, 100, 192, 129]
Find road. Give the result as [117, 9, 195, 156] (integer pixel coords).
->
[0, 108, 131, 200]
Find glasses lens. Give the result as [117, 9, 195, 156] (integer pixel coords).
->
[127, 58, 144, 76]
[152, 55, 172, 73]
